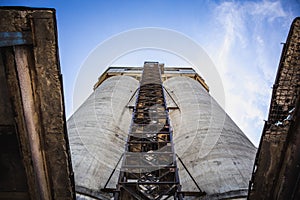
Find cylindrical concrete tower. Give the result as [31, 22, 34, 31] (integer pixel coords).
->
[67, 64, 256, 199]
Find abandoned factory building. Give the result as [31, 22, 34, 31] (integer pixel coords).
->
[0, 7, 299, 200]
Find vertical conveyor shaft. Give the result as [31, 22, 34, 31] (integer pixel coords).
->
[115, 62, 183, 200]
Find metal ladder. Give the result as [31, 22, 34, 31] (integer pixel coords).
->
[115, 62, 183, 200]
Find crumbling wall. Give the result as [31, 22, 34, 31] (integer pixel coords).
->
[0, 7, 75, 199]
[248, 17, 300, 200]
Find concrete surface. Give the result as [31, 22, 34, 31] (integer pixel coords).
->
[68, 74, 256, 199]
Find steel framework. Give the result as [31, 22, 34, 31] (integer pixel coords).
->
[114, 62, 183, 200]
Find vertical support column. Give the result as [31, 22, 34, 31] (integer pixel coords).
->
[14, 46, 51, 199]
[116, 62, 182, 199]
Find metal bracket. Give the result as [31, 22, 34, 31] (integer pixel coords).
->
[0, 31, 33, 47]
[176, 154, 206, 196]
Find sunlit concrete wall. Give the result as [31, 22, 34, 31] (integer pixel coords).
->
[67, 75, 139, 199]
[67, 74, 256, 199]
[164, 76, 256, 199]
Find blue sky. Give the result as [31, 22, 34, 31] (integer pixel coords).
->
[1, 0, 299, 146]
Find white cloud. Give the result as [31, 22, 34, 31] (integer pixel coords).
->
[249, 0, 287, 21]
[206, 0, 293, 146]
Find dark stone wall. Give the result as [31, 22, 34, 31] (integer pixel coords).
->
[0, 7, 75, 199]
[248, 17, 300, 200]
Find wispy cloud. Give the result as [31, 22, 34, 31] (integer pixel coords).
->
[249, 0, 287, 21]
[206, 0, 294, 145]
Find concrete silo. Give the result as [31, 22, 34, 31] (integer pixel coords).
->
[67, 62, 256, 199]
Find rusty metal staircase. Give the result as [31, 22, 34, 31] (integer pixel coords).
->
[114, 62, 183, 200]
